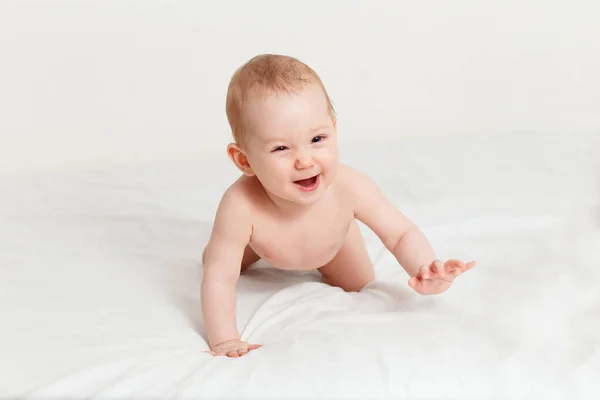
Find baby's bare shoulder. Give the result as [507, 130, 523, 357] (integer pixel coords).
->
[335, 164, 375, 194]
[207, 176, 257, 253]
[218, 175, 264, 215]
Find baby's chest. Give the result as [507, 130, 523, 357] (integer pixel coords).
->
[250, 208, 354, 270]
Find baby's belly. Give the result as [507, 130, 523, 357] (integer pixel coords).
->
[267, 246, 342, 270]
[251, 232, 348, 271]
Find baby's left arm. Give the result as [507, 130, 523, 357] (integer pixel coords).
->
[348, 167, 475, 295]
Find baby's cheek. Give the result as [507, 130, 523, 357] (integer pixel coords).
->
[266, 162, 290, 183]
[270, 161, 289, 177]
[324, 150, 340, 168]
[326, 146, 340, 160]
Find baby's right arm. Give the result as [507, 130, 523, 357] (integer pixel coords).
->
[201, 188, 259, 357]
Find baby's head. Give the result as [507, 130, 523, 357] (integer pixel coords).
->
[225, 54, 339, 206]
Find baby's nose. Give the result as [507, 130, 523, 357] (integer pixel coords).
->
[294, 150, 314, 169]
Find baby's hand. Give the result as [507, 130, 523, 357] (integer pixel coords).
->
[207, 339, 262, 358]
[408, 259, 476, 295]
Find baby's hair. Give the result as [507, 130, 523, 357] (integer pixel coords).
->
[225, 54, 335, 145]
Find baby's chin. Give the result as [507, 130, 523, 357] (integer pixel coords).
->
[289, 194, 323, 206]
[263, 185, 326, 207]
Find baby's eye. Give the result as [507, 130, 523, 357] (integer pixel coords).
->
[311, 135, 324, 143]
[272, 146, 287, 152]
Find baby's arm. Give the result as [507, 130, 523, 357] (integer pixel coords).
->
[350, 168, 435, 277]
[349, 167, 475, 294]
[201, 189, 260, 356]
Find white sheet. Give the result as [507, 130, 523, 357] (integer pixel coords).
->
[1, 133, 599, 399]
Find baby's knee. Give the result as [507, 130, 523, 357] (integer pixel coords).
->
[352, 275, 375, 292]
[322, 274, 374, 293]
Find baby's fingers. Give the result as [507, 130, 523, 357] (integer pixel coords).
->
[248, 344, 263, 351]
[430, 259, 447, 280]
[204, 349, 227, 357]
[417, 263, 433, 279]
[445, 259, 476, 277]
[444, 259, 464, 277]
[408, 276, 427, 294]
[237, 344, 262, 356]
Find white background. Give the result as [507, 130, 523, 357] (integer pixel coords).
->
[1, 2, 599, 397]
[1, 0, 599, 175]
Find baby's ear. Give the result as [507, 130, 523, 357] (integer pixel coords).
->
[227, 143, 255, 176]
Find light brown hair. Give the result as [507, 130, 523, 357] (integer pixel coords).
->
[225, 54, 335, 145]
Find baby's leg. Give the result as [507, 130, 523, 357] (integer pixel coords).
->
[202, 245, 260, 272]
[317, 220, 375, 292]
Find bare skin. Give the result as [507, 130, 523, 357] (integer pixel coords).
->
[201, 83, 476, 358]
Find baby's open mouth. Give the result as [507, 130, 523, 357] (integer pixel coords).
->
[293, 174, 320, 191]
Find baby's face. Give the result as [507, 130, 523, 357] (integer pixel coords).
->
[243, 84, 339, 206]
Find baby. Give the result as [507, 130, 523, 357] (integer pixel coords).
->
[201, 54, 476, 358]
